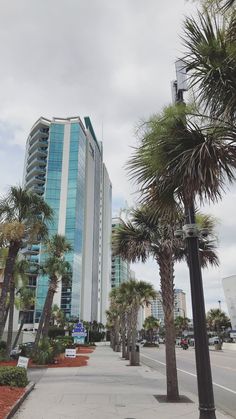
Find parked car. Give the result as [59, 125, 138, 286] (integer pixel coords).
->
[208, 336, 220, 345]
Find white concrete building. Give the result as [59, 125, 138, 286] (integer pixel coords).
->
[222, 275, 236, 330]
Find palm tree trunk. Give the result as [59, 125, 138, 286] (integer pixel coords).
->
[34, 286, 52, 348]
[6, 279, 15, 357]
[114, 318, 120, 351]
[0, 242, 20, 340]
[158, 251, 179, 401]
[130, 306, 139, 366]
[126, 310, 132, 360]
[12, 313, 25, 348]
[42, 287, 55, 338]
[120, 312, 127, 358]
[3, 303, 10, 331]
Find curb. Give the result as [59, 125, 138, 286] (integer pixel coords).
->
[5, 381, 35, 419]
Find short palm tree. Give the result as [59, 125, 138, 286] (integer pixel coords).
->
[120, 280, 157, 366]
[5, 258, 30, 356]
[143, 316, 160, 344]
[0, 186, 53, 339]
[113, 205, 218, 400]
[51, 304, 65, 327]
[206, 308, 231, 333]
[174, 316, 190, 337]
[109, 286, 128, 357]
[34, 234, 72, 348]
[13, 287, 35, 349]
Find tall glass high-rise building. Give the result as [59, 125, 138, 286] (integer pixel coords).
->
[23, 116, 112, 325]
[111, 217, 131, 289]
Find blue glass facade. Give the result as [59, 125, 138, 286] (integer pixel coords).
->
[35, 122, 87, 320]
[64, 123, 86, 317]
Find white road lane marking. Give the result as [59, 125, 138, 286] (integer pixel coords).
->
[141, 354, 236, 395]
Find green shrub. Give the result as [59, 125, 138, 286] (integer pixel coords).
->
[87, 331, 104, 342]
[48, 327, 65, 338]
[0, 349, 7, 361]
[0, 367, 28, 387]
[54, 335, 74, 350]
[31, 338, 54, 365]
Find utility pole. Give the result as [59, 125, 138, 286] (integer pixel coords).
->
[172, 60, 216, 419]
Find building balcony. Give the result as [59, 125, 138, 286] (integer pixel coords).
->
[29, 128, 49, 147]
[26, 157, 47, 173]
[27, 147, 47, 165]
[28, 139, 48, 157]
[25, 175, 45, 189]
[26, 162, 46, 183]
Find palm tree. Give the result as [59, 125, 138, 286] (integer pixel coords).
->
[109, 287, 126, 355]
[50, 304, 65, 327]
[143, 316, 160, 343]
[127, 102, 235, 412]
[12, 287, 35, 349]
[113, 205, 218, 400]
[206, 308, 231, 334]
[0, 186, 53, 339]
[108, 289, 121, 352]
[182, 7, 236, 121]
[174, 316, 190, 337]
[34, 234, 72, 348]
[5, 258, 30, 357]
[120, 280, 157, 366]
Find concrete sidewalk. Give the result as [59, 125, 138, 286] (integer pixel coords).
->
[14, 345, 232, 419]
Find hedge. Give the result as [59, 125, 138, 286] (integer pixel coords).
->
[0, 367, 28, 387]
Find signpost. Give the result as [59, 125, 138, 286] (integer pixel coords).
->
[17, 356, 29, 369]
[72, 322, 87, 345]
[65, 348, 76, 358]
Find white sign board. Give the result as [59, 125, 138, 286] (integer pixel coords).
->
[65, 348, 76, 358]
[17, 356, 29, 369]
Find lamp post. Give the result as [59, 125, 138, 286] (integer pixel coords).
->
[218, 300, 221, 311]
[172, 61, 216, 419]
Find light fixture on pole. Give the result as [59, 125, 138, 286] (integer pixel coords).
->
[172, 60, 216, 419]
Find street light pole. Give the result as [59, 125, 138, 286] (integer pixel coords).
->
[173, 61, 216, 419]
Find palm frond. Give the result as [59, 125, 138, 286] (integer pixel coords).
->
[182, 10, 236, 120]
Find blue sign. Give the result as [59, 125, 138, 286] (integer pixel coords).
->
[72, 322, 87, 344]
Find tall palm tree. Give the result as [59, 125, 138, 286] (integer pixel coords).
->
[127, 102, 235, 412]
[113, 205, 218, 400]
[34, 234, 72, 348]
[0, 186, 53, 339]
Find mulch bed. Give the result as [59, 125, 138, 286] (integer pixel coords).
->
[0, 386, 25, 419]
[0, 347, 95, 369]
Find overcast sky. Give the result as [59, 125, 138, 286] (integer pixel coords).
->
[0, 0, 234, 317]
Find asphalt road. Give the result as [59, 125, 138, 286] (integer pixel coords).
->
[141, 345, 236, 418]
